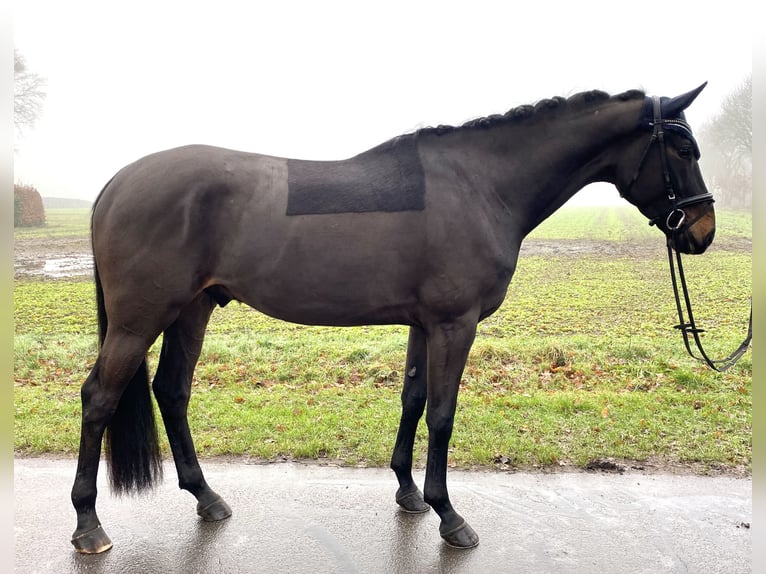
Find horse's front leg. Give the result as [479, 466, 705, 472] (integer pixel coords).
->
[390, 325, 430, 513]
[423, 315, 480, 548]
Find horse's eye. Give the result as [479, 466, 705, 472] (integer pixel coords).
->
[678, 146, 693, 159]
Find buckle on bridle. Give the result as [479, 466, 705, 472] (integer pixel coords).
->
[651, 191, 715, 228]
[641, 96, 714, 230]
[666, 208, 686, 230]
[645, 95, 750, 372]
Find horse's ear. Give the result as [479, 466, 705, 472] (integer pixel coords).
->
[664, 82, 708, 116]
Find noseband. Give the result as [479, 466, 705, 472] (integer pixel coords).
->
[627, 96, 751, 372]
[626, 96, 714, 230]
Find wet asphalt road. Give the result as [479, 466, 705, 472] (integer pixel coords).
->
[14, 457, 751, 573]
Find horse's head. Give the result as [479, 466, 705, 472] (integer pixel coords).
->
[617, 83, 715, 254]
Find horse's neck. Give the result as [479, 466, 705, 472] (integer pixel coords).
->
[438, 99, 643, 235]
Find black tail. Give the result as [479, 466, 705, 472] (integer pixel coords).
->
[104, 357, 164, 495]
[91, 188, 163, 495]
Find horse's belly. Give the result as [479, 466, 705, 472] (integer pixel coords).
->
[225, 249, 421, 327]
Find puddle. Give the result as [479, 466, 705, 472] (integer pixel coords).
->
[43, 256, 93, 278]
[14, 254, 93, 278]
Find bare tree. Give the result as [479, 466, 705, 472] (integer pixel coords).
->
[14, 50, 47, 136]
[698, 76, 751, 209]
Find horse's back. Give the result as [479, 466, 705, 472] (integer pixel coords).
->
[95, 145, 284, 223]
[90, 145, 434, 326]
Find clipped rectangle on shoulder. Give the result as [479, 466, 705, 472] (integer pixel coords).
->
[286, 136, 425, 215]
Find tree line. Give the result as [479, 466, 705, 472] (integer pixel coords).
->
[14, 50, 46, 136]
[697, 76, 751, 210]
[13, 51, 750, 210]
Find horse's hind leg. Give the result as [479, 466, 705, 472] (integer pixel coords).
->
[152, 292, 232, 521]
[71, 332, 157, 553]
[390, 325, 430, 513]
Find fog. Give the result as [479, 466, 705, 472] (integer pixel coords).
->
[13, 1, 752, 204]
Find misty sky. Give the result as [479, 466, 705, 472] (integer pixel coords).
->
[13, 1, 752, 204]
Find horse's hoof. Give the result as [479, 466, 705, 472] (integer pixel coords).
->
[197, 496, 232, 521]
[71, 524, 113, 554]
[440, 520, 479, 549]
[396, 487, 430, 513]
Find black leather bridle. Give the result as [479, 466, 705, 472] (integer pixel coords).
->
[627, 96, 751, 372]
[626, 96, 715, 228]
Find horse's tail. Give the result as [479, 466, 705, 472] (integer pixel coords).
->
[91, 181, 164, 495]
[103, 356, 164, 494]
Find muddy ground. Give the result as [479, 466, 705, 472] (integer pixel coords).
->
[14, 236, 92, 279]
[18, 236, 632, 279]
[20, 236, 623, 280]
[13, 234, 751, 280]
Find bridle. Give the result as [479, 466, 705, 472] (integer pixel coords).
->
[626, 96, 752, 372]
[625, 96, 714, 228]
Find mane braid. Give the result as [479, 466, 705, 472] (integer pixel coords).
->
[414, 88, 646, 138]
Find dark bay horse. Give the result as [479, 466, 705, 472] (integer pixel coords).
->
[71, 84, 715, 553]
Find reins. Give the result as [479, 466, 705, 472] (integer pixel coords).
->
[634, 96, 752, 372]
[666, 240, 752, 372]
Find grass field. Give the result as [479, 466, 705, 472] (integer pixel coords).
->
[13, 207, 752, 473]
[13, 208, 92, 239]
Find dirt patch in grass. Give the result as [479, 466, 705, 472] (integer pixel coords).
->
[15, 234, 750, 280]
[14, 237, 92, 279]
[13, 236, 658, 280]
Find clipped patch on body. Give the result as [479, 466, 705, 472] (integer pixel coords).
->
[286, 137, 425, 215]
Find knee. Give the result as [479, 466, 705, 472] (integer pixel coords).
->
[425, 411, 454, 439]
[152, 378, 190, 408]
[400, 377, 427, 412]
[401, 390, 427, 414]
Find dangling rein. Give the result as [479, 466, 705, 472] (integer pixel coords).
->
[636, 94, 752, 372]
[666, 241, 752, 372]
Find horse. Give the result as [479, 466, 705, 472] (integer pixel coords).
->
[70, 84, 715, 553]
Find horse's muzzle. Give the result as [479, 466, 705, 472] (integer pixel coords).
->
[665, 202, 715, 254]
[670, 227, 714, 254]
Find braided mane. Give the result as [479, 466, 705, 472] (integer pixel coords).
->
[416, 88, 645, 137]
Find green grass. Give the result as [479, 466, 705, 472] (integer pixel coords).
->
[13, 208, 91, 239]
[528, 206, 656, 241]
[528, 205, 752, 242]
[13, 206, 752, 472]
